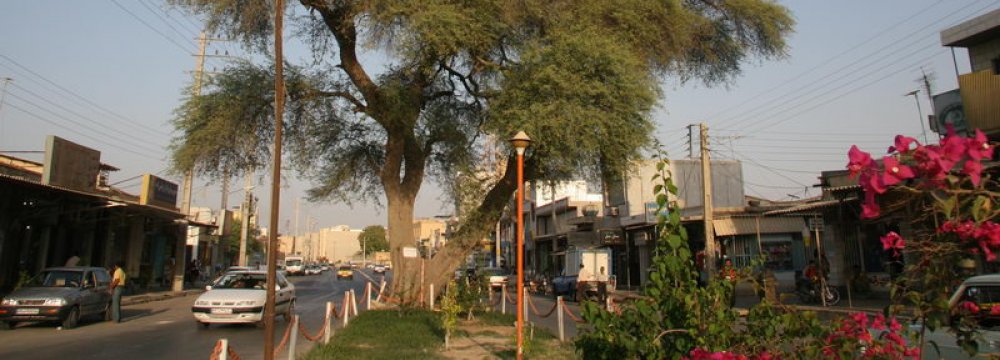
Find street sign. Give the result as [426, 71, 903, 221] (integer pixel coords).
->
[808, 218, 824, 231]
[402, 247, 418, 258]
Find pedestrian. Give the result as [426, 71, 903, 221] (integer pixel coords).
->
[110, 261, 126, 323]
[65, 253, 81, 267]
[576, 263, 592, 301]
[597, 266, 609, 301]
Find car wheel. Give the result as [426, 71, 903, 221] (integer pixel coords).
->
[197, 321, 210, 329]
[284, 300, 296, 322]
[62, 306, 80, 329]
[0, 321, 14, 330]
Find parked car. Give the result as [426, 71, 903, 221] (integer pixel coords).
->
[373, 265, 387, 274]
[337, 266, 354, 280]
[319, 264, 330, 272]
[0, 267, 112, 330]
[191, 270, 295, 328]
[896, 274, 1000, 358]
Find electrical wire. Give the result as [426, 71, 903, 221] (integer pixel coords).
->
[109, 0, 197, 54]
[0, 54, 171, 138]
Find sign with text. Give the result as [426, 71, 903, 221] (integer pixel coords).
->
[402, 247, 419, 258]
[140, 174, 179, 210]
[42, 135, 101, 192]
[808, 218, 824, 232]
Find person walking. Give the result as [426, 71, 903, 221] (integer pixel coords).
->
[576, 263, 592, 302]
[110, 262, 126, 323]
[722, 258, 737, 307]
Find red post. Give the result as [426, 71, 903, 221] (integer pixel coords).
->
[515, 146, 525, 359]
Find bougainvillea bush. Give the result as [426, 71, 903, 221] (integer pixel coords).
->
[578, 128, 996, 359]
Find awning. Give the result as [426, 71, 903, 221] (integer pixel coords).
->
[713, 217, 806, 237]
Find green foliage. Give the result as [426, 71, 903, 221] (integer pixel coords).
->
[359, 225, 389, 255]
[440, 280, 461, 349]
[303, 310, 446, 360]
[576, 150, 833, 359]
[457, 276, 488, 320]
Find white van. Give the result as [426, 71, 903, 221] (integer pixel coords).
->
[285, 255, 305, 276]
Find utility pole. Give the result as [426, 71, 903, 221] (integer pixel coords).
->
[0, 77, 12, 143]
[292, 198, 300, 255]
[264, 0, 286, 358]
[700, 123, 717, 278]
[173, 32, 211, 292]
[687, 124, 696, 159]
[238, 173, 253, 266]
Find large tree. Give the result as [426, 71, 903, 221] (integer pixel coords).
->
[169, 0, 793, 303]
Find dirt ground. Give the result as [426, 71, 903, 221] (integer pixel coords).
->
[441, 320, 576, 360]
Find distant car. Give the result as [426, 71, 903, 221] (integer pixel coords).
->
[337, 266, 354, 280]
[192, 270, 295, 328]
[320, 264, 330, 272]
[0, 267, 113, 330]
[373, 265, 387, 274]
[304, 265, 321, 276]
[480, 268, 510, 290]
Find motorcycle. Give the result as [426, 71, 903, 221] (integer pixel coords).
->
[528, 274, 549, 295]
[795, 272, 841, 306]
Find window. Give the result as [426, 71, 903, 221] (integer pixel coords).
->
[95, 270, 111, 287]
[82, 272, 96, 287]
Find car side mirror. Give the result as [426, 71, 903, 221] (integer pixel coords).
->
[205, 285, 212, 291]
[275, 285, 281, 291]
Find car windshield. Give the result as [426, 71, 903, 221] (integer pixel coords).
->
[213, 273, 267, 290]
[339, 266, 351, 271]
[27, 270, 84, 288]
[959, 285, 1000, 329]
[286, 260, 302, 267]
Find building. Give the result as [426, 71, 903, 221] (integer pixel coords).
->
[0, 136, 198, 293]
[937, 8, 1000, 139]
[413, 218, 448, 257]
[280, 225, 361, 264]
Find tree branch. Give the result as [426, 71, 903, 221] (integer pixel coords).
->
[315, 89, 368, 113]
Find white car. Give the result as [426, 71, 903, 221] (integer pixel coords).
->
[191, 270, 295, 328]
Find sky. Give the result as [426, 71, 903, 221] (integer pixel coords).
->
[0, 1, 996, 232]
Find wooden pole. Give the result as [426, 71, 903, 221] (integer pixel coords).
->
[557, 296, 565, 342]
[263, 1, 285, 359]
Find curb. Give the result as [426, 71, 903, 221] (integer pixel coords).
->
[122, 289, 204, 307]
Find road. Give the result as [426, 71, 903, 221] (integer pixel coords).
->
[0, 268, 389, 360]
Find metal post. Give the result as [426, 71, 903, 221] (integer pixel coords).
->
[523, 292, 529, 325]
[557, 297, 565, 342]
[429, 284, 435, 310]
[365, 282, 372, 310]
[514, 134, 528, 359]
[288, 315, 298, 360]
[324, 302, 332, 344]
[343, 292, 350, 327]
[219, 339, 228, 360]
[501, 282, 507, 314]
[350, 289, 358, 317]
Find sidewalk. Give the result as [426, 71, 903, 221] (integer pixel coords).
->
[121, 281, 207, 307]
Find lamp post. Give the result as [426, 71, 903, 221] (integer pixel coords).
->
[509, 131, 531, 359]
[905, 89, 929, 144]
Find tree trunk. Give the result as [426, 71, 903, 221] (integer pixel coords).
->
[387, 189, 421, 304]
[423, 155, 525, 296]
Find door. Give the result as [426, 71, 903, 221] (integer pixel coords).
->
[80, 271, 99, 315]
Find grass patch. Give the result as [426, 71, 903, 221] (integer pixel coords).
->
[476, 311, 517, 326]
[303, 309, 445, 360]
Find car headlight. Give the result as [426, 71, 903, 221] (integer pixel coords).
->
[44, 298, 67, 306]
[235, 300, 257, 306]
[1, 298, 15, 306]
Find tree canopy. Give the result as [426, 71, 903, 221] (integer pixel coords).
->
[169, 0, 794, 300]
[358, 225, 388, 256]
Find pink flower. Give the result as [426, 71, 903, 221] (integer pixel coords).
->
[966, 129, 993, 160]
[880, 156, 914, 186]
[861, 191, 881, 219]
[960, 301, 980, 314]
[963, 160, 983, 186]
[881, 232, 905, 255]
[848, 145, 875, 178]
[888, 135, 917, 154]
[871, 314, 886, 330]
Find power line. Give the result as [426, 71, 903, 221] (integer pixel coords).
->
[7, 83, 166, 154]
[136, 0, 197, 44]
[4, 102, 163, 161]
[703, 0, 954, 124]
[0, 54, 171, 138]
[109, 0, 197, 54]
[710, 1, 993, 131]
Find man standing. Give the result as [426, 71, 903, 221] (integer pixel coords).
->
[576, 263, 592, 302]
[110, 262, 126, 323]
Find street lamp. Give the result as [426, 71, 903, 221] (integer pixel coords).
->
[509, 130, 531, 359]
[905, 89, 930, 144]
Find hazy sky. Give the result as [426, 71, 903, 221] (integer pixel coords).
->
[0, 1, 994, 232]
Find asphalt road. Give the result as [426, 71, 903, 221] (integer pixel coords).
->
[0, 268, 389, 360]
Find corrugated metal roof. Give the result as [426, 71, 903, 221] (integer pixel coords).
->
[713, 216, 806, 236]
[763, 198, 855, 215]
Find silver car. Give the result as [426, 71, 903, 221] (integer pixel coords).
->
[0, 267, 113, 330]
[191, 270, 295, 328]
